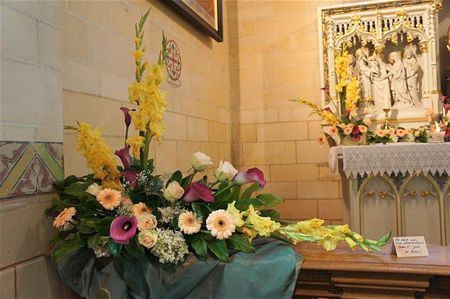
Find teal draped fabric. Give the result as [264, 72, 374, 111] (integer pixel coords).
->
[57, 239, 303, 299]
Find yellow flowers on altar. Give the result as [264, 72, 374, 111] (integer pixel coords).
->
[75, 122, 122, 190]
[335, 50, 350, 92]
[345, 77, 360, 111]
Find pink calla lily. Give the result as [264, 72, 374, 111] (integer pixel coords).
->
[182, 182, 214, 203]
[233, 167, 266, 188]
[110, 215, 137, 244]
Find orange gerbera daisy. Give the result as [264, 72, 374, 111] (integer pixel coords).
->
[53, 207, 76, 228]
[96, 188, 121, 210]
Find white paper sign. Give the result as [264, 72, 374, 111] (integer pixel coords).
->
[393, 236, 429, 258]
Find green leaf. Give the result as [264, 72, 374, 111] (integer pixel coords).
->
[181, 173, 195, 189]
[227, 234, 255, 253]
[97, 217, 113, 236]
[108, 239, 123, 257]
[377, 232, 392, 246]
[77, 220, 96, 234]
[53, 234, 83, 261]
[255, 193, 283, 207]
[207, 239, 229, 262]
[124, 237, 144, 258]
[166, 171, 183, 187]
[240, 183, 260, 200]
[191, 235, 208, 258]
[191, 202, 211, 221]
[63, 182, 91, 199]
[259, 209, 280, 221]
[235, 193, 282, 211]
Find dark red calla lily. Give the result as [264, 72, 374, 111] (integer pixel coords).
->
[120, 107, 132, 128]
[182, 182, 214, 203]
[233, 167, 266, 188]
[122, 170, 140, 189]
[115, 147, 131, 169]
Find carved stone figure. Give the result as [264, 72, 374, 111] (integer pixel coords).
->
[387, 51, 412, 106]
[369, 55, 392, 109]
[403, 45, 421, 106]
[355, 48, 373, 103]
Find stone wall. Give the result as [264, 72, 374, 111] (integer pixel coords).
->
[61, 0, 232, 178]
[229, 0, 345, 223]
[0, 1, 69, 298]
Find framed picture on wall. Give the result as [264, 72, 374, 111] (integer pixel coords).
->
[163, 0, 223, 42]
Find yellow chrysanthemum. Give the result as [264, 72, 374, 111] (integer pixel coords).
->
[76, 123, 121, 190]
[126, 135, 145, 159]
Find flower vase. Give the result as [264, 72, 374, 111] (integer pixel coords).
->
[341, 134, 366, 146]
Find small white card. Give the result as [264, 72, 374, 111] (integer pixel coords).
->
[393, 236, 429, 258]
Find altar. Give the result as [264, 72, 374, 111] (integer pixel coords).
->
[329, 143, 450, 245]
[294, 242, 450, 298]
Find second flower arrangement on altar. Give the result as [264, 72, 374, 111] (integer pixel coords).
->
[295, 49, 450, 146]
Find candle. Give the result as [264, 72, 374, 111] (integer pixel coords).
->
[431, 122, 445, 143]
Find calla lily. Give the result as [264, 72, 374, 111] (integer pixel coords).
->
[115, 147, 131, 169]
[182, 182, 214, 203]
[233, 167, 266, 188]
[444, 103, 450, 114]
[110, 215, 138, 244]
[445, 128, 450, 139]
[120, 107, 132, 128]
[122, 170, 140, 189]
[352, 126, 361, 142]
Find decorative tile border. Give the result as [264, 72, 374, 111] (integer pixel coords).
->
[0, 142, 63, 199]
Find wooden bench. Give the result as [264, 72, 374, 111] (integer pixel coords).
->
[293, 243, 450, 298]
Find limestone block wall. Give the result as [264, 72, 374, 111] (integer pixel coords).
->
[62, 0, 232, 178]
[0, 1, 72, 298]
[229, 1, 346, 223]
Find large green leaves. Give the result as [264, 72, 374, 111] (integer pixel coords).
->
[207, 239, 229, 262]
[235, 193, 282, 211]
[53, 234, 83, 261]
[227, 234, 254, 253]
[190, 234, 208, 258]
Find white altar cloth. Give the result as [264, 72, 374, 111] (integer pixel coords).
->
[329, 143, 450, 178]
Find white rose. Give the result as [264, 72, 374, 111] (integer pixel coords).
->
[215, 161, 238, 182]
[192, 152, 213, 171]
[163, 181, 184, 203]
[86, 183, 102, 196]
[137, 213, 158, 231]
[138, 230, 158, 249]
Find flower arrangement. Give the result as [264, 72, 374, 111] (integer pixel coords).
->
[46, 12, 390, 265]
[294, 50, 370, 146]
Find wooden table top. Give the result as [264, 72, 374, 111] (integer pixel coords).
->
[294, 242, 450, 276]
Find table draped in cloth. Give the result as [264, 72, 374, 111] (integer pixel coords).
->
[57, 239, 302, 299]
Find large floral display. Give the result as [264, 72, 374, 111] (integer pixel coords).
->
[47, 12, 390, 294]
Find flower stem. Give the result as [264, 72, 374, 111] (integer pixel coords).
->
[213, 183, 235, 198]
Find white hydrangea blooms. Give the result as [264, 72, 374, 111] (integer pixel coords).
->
[158, 206, 186, 224]
[151, 229, 189, 264]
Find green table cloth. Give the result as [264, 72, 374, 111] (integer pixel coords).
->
[57, 239, 303, 299]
